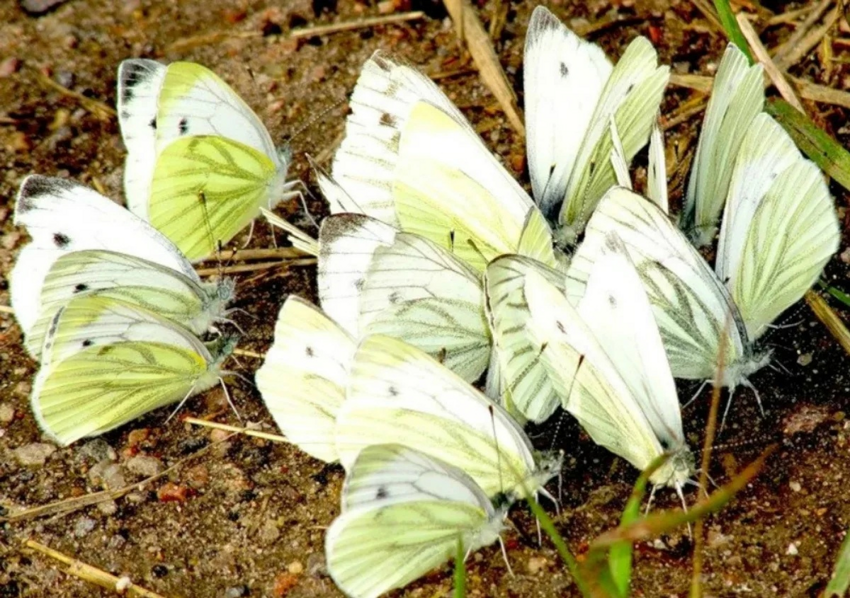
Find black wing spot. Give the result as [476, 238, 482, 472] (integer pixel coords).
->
[178, 117, 189, 135]
[53, 232, 70, 248]
[379, 112, 396, 127]
[560, 62, 569, 77]
[123, 87, 134, 102]
[626, 83, 635, 94]
[354, 278, 365, 291]
[74, 283, 88, 293]
[388, 291, 401, 304]
[376, 486, 388, 499]
[556, 321, 566, 334]
[388, 385, 399, 397]
[149, 118, 157, 130]
[82, 339, 93, 347]
[305, 346, 314, 357]
[608, 294, 617, 308]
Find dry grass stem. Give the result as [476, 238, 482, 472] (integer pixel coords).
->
[806, 290, 850, 357]
[442, 0, 525, 135]
[776, 8, 841, 70]
[690, 0, 725, 33]
[196, 247, 308, 262]
[195, 258, 315, 277]
[232, 348, 265, 359]
[737, 13, 806, 112]
[290, 11, 425, 40]
[24, 540, 166, 598]
[772, 0, 833, 63]
[184, 417, 289, 443]
[36, 71, 115, 120]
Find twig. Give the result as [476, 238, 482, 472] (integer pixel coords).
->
[737, 13, 806, 112]
[1, 433, 232, 523]
[489, 0, 509, 40]
[196, 247, 308, 262]
[442, 0, 525, 135]
[36, 71, 115, 120]
[261, 208, 320, 256]
[661, 99, 707, 131]
[194, 258, 315, 277]
[690, 0, 725, 33]
[24, 540, 165, 598]
[232, 348, 264, 359]
[806, 290, 850, 356]
[670, 71, 850, 109]
[772, 0, 833, 62]
[289, 11, 425, 39]
[184, 417, 290, 443]
[776, 8, 840, 70]
[767, 5, 818, 26]
[428, 67, 477, 81]
[0, 305, 14, 315]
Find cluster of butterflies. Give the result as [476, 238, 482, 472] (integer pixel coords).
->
[10, 58, 302, 444]
[9, 5, 841, 598]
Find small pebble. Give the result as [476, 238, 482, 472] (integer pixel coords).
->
[287, 560, 304, 575]
[377, 0, 395, 14]
[77, 439, 117, 464]
[125, 455, 164, 478]
[841, 247, 850, 264]
[0, 403, 15, 423]
[0, 57, 20, 77]
[13, 442, 56, 466]
[259, 519, 281, 545]
[272, 573, 298, 597]
[74, 516, 96, 537]
[126, 428, 151, 447]
[157, 482, 190, 503]
[797, 353, 812, 366]
[97, 499, 118, 515]
[527, 556, 548, 574]
[789, 481, 802, 492]
[224, 585, 250, 598]
[786, 543, 798, 556]
[185, 464, 210, 489]
[88, 460, 126, 490]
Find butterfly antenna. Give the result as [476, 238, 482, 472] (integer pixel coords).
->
[675, 482, 693, 537]
[644, 483, 658, 515]
[198, 190, 225, 263]
[285, 97, 348, 145]
[218, 376, 243, 422]
[466, 238, 487, 264]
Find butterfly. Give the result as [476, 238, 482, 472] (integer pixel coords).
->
[680, 44, 764, 247]
[326, 444, 506, 598]
[336, 334, 561, 500]
[11, 175, 232, 358]
[316, 213, 491, 383]
[32, 295, 235, 446]
[117, 59, 299, 261]
[487, 235, 694, 491]
[254, 295, 355, 463]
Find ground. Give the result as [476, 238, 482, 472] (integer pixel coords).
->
[1, 0, 849, 596]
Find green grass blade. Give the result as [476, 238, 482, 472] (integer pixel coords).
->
[524, 493, 592, 596]
[607, 455, 669, 597]
[590, 446, 775, 550]
[454, 536, 466, 598]
[712, 0, 753, 63]
[766, 98, 850, 192]
[819, 281, 850, 309]
[826, 528, 850, 596]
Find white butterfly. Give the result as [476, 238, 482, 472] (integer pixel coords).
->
[681, 44, 764, 247]
[327, 444, 506, 598]
[489, 236, 694, 491]
[11, 176, 230, 357]
[336, 334, 561, 500]
[117, 59, 298, 261]
[32, 295, 234, 446]
[254, 295, 355, 463]
[524, 6, 669, 243]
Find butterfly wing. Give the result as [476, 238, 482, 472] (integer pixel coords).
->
[728, 159, 839, 339]
[557, 36, 669, 242]
[11, 176, 198, 336]
[27, 249, 223, 358]
[33, 296, 221, 446]
[485, 255, 566, 423]
[254, 296, 355, 463]
[327, 445, 501, 598]
[147, 135, 282, 260]
[323, 52, 471, 225]
[116, 59, 166, 220]
[682, 44, 764, 247]
[567, 188, 757, 385]
[646, 121, 669, 213]
[524, 5, 613, 216]
[393, 102, 557, 272]
[317, 214, 399, 336]
[337, 334, 544, 498]
[359, 232, 490, 382]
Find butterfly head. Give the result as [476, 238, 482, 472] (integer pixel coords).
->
[721, 347, 772, 389]
[208, 332, 240, 366]
[532, 449, 564, 490]
[649, 444, 696, 490]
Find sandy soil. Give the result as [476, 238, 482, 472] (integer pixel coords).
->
[1, 0, 849, 596]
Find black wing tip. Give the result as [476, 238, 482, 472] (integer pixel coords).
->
[16, 175, 76, 213]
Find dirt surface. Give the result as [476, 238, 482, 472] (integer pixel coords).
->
[1, 0, 850, 596]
